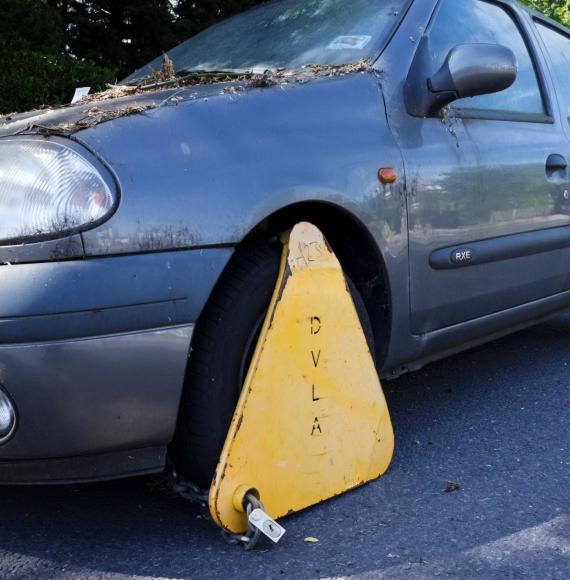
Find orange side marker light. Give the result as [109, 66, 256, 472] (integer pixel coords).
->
[378, 168, 397, 184]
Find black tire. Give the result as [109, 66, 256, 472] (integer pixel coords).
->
[172, 242, 374, 488]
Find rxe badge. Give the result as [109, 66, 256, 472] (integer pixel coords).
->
[451, 248, 474, 265]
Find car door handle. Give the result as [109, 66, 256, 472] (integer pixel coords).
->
[547, 154, 568, 170]
[546, 154, 568, 182]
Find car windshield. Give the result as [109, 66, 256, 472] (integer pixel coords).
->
[125, 0, 406, 82]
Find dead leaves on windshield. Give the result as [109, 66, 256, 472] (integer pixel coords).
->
[77, 58, 373, 104]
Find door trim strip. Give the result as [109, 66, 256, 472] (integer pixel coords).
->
[430, 224, 570, 270]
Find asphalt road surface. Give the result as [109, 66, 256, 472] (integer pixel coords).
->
[1, 315, 569, 580]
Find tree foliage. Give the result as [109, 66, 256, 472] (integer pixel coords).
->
[0, 0, 116, 114]
[0, 0, 568, 114]
[47, 0, 178, 79]
[520, 0, 570, 27]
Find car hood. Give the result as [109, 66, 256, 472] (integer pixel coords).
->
[0, 61, 372, 138]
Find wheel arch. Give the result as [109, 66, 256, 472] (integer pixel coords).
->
[240, 201, 392, 367]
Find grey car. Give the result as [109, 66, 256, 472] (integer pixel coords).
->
[0, 0, 569, 487]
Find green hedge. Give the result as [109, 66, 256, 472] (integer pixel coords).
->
[0, 50, 115, 115]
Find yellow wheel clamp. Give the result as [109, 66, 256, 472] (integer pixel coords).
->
[209, 222, 394, 544]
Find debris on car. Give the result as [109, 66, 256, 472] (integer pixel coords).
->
[1, 59, 372, 136]
[15, 104, 153, 136]
[76, 59, 372, 104]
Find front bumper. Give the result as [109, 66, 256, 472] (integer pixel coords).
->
[0, 247, 232, 484]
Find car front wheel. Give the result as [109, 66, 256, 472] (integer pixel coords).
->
[172, 241, 373, 489]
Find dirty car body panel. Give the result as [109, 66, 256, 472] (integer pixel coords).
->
[0, 0, 568, 483]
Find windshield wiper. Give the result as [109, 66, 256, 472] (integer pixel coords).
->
[124, 68, 240, 87]
[174, 69, 245, 78]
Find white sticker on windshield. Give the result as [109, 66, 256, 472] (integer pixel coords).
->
[328, 35, 372, 50]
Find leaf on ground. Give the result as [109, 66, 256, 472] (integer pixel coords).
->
[444, 480, 461, 493]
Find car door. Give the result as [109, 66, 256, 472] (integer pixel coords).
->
[533, 19, 570, 209]
[402, 0, 570, 334]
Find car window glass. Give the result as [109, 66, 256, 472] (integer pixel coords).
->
[536, 22, 570, 123]
[429, 0, 544, 115]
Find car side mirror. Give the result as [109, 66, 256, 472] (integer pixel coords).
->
[405, 37, 518, 117]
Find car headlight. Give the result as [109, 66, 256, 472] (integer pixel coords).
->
[0, 138, 117, 244]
